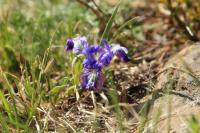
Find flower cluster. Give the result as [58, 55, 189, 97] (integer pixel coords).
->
[65, 36, 130, 92]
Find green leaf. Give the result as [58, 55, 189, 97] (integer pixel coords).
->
[100, 0, 121, 44]
[49, 85, 67, 95]
[5, 117, 28, 131]
[187, 115, 200, 133]
[0, 91, 14, 121]
[0, 112, 9, 133]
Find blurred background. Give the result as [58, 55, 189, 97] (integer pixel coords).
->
[1, 0, 200, 73]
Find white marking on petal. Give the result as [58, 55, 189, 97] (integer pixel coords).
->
[111, 44, 128, 54]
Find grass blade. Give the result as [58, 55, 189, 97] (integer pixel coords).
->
[0, 112, 9, 133]
[100, 0, 121, 44]
[0, 91, 13, 121]
[2, 72, 20, 127]
[110, 16, 141, 42]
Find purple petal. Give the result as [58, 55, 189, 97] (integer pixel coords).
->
[102, 39, 110, 50]
[98, 51, 113, 66]
[74, 36, 88, 46]
[83, 58, 96, 69]
[80, 69, 104, 92]
[65, 36, 89, 54]
[82, 45, 102, 55]
[111, 44, 130, 62]
[73, 37, 87, 53]
[82, 45, 104, 70]
[115, 49, 130, 62]
[94, 71, 104, 91]
[97, 39, 113, 66]
[93, 62, 103, 71]
[65, 39, 74, 51]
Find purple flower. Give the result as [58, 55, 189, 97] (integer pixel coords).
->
[80, 40, 113, 91]
[65, 39, 74, 51]
[82, 45, 103, 70]
[65, 36, 88, 54]
[98, 39, 113, 66]
[65, 36, 130, 92]
[82, 41, 113, 69]
[80, 68, 104, 92]
[111, 44, 130, 62]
